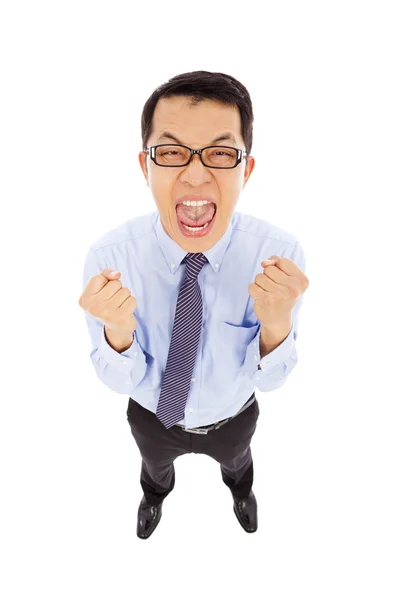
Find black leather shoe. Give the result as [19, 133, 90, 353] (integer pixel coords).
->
[137, 495, 163, 539]
[232, 490, 258, 533]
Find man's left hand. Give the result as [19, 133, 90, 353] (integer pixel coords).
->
[248, 255, 309, 328]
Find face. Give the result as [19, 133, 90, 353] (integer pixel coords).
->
[138, 95, 255, 253]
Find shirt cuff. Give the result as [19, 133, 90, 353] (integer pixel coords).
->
[246, 322, 295, 377]
[99, 326, 145, 374]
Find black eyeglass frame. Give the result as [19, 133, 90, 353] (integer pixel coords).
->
[143, 144, 248, 169]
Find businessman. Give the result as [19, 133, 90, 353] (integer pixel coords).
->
[79, 70, 309, 540]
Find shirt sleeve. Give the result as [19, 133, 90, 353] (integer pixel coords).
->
[81, 247, 148, 394]
[244, 240, 306, 392]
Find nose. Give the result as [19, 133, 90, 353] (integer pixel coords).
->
[179, 152, 212, 185]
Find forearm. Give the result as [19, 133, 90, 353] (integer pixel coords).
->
[104, 327, 134, 353]
[259, 319, 292, 361]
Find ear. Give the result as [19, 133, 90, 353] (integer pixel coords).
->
[138, 151, 149, 183]
[243, 155, 255, 188]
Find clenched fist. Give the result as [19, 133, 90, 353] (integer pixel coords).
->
[248, 255, 309, 328]
[79, 268, 137, 336]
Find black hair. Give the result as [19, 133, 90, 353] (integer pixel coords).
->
[141, 70, 254, 154]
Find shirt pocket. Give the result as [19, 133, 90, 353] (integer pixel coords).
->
[219, 321, 260, 371]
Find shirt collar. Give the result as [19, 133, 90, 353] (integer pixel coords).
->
[154, 211, 234, 275]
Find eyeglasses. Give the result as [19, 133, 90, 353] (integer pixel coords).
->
[144, 144, 248, 169]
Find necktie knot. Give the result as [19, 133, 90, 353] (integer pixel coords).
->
[184, 252, 208, 280]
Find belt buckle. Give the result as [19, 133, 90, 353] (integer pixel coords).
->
[183, 426, 209, 435]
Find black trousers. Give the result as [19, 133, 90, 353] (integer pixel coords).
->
[126, 393, 260, 506]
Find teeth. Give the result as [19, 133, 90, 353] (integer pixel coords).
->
[183, 222, 210, 231]
[180, 200, 212, 207]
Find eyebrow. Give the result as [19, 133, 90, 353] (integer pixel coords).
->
[157, 131, 237, 146]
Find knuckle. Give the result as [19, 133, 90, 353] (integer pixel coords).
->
[112, 280, 122, 290]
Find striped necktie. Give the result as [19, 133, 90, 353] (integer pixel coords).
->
[156, 252, 209, 429]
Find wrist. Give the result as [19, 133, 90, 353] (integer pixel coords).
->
[260, 316, 292, 335]
[259, 318, 292, 359]
[104, 327, 134, 353]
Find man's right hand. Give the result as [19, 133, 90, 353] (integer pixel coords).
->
[79, 268, 137, 336]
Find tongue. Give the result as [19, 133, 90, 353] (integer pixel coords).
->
[176, 203, 216, 227]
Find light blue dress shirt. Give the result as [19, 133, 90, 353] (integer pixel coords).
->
[81, 210, 306, 428]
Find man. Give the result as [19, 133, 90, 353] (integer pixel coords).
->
[79, 70, 309, 540]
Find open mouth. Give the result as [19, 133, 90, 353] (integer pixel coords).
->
[176, 203, 217, 237]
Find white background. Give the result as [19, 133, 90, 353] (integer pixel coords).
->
[1, 1, 399, 598]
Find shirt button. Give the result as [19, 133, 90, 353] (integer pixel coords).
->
[189, 408, 194, 413]
[171, 263, 176, 268]
[215, 263, 219, 269]
[191, 378, 196, 382]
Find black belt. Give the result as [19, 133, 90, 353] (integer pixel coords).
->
[174, 393, 256, 435]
